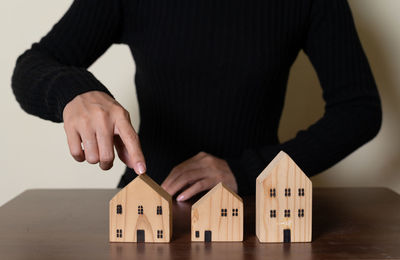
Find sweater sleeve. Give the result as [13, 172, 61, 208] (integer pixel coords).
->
[227, 0, 382, 195]
[11, 0, 123, 122]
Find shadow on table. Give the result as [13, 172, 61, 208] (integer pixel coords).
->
[109, 242, 314, 260]
[312, 189, 357, 241]
[110, 243, 171, 259]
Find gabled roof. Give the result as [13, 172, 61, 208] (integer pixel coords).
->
[110, 174, 172, 203]
[256, 151, 309, 183]
[192, 182, 242, 209]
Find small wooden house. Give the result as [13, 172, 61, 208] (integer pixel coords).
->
[191, 183, 243, 242]
[109, 174, 172, 243]
[256, 151, 312, 243]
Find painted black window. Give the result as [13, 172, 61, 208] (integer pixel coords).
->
[269, 188, 276, 197]
[270, 210, 276, 218]
[232, 208, 238, 216]
[116, 229, 123, 238]
[138, 205, 143, 215]
[298, 209, 304, 218]
[285, 188, 291, 197]
[116, 204, 122, 214]
[195, 231, 200, 238]
[284, 209, 291, 217]
[157, 230, 163, 239]
[298, 188, 305, 196]
[157, 206, 162, 215]
[221, 208, 227, 217]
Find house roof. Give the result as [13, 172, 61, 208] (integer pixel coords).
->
[256, 151, 309, 183]
[192, 182, 242, 209]
[110, 174, 172, 203]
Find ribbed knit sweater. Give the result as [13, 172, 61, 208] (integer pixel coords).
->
[12, 0, 382, 195]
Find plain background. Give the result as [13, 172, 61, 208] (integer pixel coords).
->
[1, 0, 399, 206]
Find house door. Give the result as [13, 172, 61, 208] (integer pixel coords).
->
[137, 229, 145, 243]
[283, 229, 291, 243]
[204, 230, 212, 242]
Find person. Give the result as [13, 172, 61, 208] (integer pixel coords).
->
[12, 0, 381, 200]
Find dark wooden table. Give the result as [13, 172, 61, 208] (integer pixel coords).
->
[1, 188, 400, 260]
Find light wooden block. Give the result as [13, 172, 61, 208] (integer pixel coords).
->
[256, 151, 312, 243]
[109, 174, 172, 243]
[191, 183, 243, 242]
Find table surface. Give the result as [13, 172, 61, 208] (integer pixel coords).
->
[1, 188, 400, 260]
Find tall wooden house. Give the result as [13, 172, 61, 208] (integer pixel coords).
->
[191, 183, 243, 242]
[256, 151, 312, 243]
[109, 174, 172, 243]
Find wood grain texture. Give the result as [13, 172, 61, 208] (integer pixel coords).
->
[109, 174, 172, 242]
[1, 188, 400, 259]
[191, 183, 243, 242]
[256, 151, 312, 243]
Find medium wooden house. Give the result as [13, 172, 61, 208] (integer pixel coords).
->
[256, 151, 312, 243]
[109, 174, 172, 243]
[191, 183, 243, 242]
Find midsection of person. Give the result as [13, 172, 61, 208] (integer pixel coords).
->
[13, 0, 381, 200]
[121, 0, 307, 184]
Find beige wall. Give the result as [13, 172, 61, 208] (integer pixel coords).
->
[0, 0, 399, 206]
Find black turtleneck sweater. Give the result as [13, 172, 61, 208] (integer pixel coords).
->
[12, 0, 381, 195]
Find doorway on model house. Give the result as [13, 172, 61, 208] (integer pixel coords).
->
[204, 230, 212, 242]
[283, 229, 291, 243]
[137, 229, 145, 242]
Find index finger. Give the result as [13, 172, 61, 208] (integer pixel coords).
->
[114, 119, 146, 175]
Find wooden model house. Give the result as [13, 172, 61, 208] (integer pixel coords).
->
[191, 183, 243, 242]
[256, 151, 312, 243]
[109, 174, 172, 243]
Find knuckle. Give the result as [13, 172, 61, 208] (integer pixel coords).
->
[186, 173, 197, 183]
[79, 116, 91, 128]
[64, 125, 75, 136]
[96, 125, 112, 137]
[196, 181, 206, 190]
[198, 151, 207, 157]
[86, 155, 99, 164]
[123, 109, 130, 119]
[115, 106, 130, 119]
[94, 108, 110, 121]
[100, 162, 113, 170]
[128, 131, 139, 143]
[101, 153, 114, 163]
[63, 122, 70, 131]
[182, 174, 193, 184]
[216, 173, 224, 182]
[171, 166, 180, 175]
[70, 149, 82, 158]
[62, 107, 74, 122]
[80, 112, 90, 122]
[202, 155, 213, 164]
